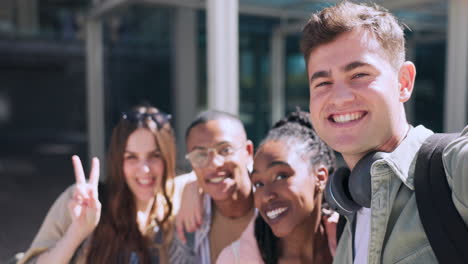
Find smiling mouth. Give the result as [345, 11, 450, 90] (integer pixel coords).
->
[136, 177, 155, 186]
[208, 176, 227, 183]
[266, 207, 288, 220]
[329, 111, 367, 123]
[206, 170, 232, 184]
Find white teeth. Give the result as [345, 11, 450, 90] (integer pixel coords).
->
[332, 112, 363, 123]
[137, 178, 153, 185]
[208, 176, 225, 183]
[266, 207, 288, 220]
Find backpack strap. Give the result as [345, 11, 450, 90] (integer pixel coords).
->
[415, 133, 468, 264]
[336, 215, 347, 243]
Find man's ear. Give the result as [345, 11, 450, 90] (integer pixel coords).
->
[245, 140, 254, 172]
[245, 139, 254, 156]
[398, 61, 416, 103]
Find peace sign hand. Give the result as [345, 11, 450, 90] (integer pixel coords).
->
[67, 155, 102, 240]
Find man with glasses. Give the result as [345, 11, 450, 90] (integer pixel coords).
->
[172, 110, 255, 264]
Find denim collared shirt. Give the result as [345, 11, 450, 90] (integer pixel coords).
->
[333, 125, 468, 264]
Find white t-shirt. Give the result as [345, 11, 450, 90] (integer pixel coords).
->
[354, 207, 371, 264]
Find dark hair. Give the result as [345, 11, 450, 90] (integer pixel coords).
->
[254, 109, 336, 264]
[300, 0, 406, 69]
[185, 109, 245, 140]
[86, 105, 176, 264]
[254, 215, 280, 264]
[260, 110, 335, 174]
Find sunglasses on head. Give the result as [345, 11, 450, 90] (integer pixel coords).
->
[121, 111, 172, 130]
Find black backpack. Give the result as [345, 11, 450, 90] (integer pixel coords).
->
[415, 133, 468, 264]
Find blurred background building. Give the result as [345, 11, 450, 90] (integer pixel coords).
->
[1, 0, 467, 261]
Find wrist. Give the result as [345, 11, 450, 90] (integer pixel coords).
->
[67, 221, 93, 242]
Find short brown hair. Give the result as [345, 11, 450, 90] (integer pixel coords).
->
[300, 1, 406, 69]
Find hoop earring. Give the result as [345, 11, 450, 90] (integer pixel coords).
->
[315, 180, 325, 194]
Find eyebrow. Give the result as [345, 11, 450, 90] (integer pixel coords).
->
[342, 61, 371, 72]
[267, 161, 290, 169]
[191, 141, 231, 151]
[309, 70, 331, 83]
[309, 61, 371, 83]
[251, 160, 290, 176]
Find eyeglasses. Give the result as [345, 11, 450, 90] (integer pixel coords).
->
[185, 143, 244, 168]
[121, 111, 172, 130]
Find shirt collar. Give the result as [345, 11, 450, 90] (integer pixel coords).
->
[373, 125, 433, 190]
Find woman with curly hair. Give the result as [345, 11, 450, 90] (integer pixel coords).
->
[217, 110, 337, 264]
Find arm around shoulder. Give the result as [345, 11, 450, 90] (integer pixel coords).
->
[172, 171, 197, 215]
[443, 125, 468, 225]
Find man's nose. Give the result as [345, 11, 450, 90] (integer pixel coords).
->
[206, 151, 224, 168]
[330, 81, 355, 106]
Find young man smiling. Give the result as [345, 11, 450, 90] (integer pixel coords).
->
[172, 110, 255, 264]
[301, 1, 468, 264]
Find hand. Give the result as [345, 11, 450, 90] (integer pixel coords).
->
[175, 181, 203, 244]
[322, 209, 339, 256]
[67, 155, 101, 239]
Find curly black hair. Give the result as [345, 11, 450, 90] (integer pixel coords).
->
[260, 109, 335, 174]
[254, 108, 336, 264]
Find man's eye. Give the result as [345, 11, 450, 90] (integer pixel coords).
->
[195, 151, 208, 159]
[316, 81, 332, 88]
[219, 146, 234, 156]
[352, 73, 368, 79]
